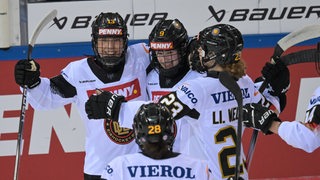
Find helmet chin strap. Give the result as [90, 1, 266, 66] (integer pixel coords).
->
[203, 58, 218, 71]
[207, 61, 225, 72]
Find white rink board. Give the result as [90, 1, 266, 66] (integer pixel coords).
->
[295, 77, 320, 123]
[28, 0, 320, 44]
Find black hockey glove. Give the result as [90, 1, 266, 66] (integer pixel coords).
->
[243, 103, 281, 134]
[14, 59, 41, 89]
[261, 59, 290, 96]
[85, 90, 126, 121]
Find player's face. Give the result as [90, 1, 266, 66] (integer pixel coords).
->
[156, 50, 180, 69]
[97, 37, 124, 57]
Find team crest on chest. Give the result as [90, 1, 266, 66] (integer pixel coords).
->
[104, 119, 135, 144]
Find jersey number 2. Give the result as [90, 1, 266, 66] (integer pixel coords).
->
[215, 126, 244, 178]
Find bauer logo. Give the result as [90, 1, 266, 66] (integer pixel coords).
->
[150, 42, 173, 50]
[52, 13, 168, 30]
[207, 5, 320, 22]
[99, 28, 123, 36]
[87, 79, 141, 101]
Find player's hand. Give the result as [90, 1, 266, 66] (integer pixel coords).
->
[14, 59, 41, 89]
[85, 90, 125, 120]
[262, 59, 290, 96]
[243, 103, 280, 134]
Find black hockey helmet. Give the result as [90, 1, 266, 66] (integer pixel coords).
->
[198, 24, 243, 69]
[149, 19, 189, 77]
[91, 12, 128, 70]
[133, 103, 175, 150]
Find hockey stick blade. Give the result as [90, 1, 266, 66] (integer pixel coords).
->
[14, 9, 57, 180]
[273, 24, 320, 59]
[219, 71, 243, 179]
[27, 9, 57, 59]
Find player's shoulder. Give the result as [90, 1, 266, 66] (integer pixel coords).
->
[126, 42, 150, 65]
[179, 77, 203, 87]
[176, 153, 208, 164]
[187, 70, 206, 78]
[176, 77, 208, 97]
[128, 42, 149, 54]
[147, 69, 158, 78]
[66, 57, 88, 66]
[240, 74, 253, 82]
[62, 57, 89, 74]
[238, 74, 255, 87]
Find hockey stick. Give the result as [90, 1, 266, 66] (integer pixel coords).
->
[281, 45, 320, 66]
[219, 71, 243, 180]
[14, 9, 57, 180]
[246, 24, 320, 170]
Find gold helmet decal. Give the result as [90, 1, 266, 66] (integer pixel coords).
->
[159, 30, 165, 37]
[212, 28, 220, 36]
[107, 19, 116, 24]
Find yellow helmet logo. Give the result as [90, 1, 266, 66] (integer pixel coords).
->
[212, 28, 220, 36]
[107, 19, 116, 24]
[159, 30, 165, 37]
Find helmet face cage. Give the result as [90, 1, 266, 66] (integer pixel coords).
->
[149, 19, 189, 74]
[198, 24, 243, 68]
[91, 12, 128, 68]
[188, 36, 207, 73]
[133, 103, 175, 149]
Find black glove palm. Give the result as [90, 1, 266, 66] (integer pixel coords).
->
[14, 59, 41, 89]
[243, 103, 280, 134]
[262, 59, 290, 96]
[85, 90, 125, 120]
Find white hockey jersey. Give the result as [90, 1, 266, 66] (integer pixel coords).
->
[101, 153, 211, 180]
[278, 86, 320, 153]
[169, 74, 263, 180]
[146, 69, 206, 158]
[25, 43, 150, 176]
[119, 74, 268, 179]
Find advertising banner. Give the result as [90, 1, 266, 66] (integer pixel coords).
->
[27, 0, 320, 44]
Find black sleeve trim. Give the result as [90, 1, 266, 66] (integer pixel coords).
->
[50, 75, 77, 98]
[159, 92, 200, 120]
